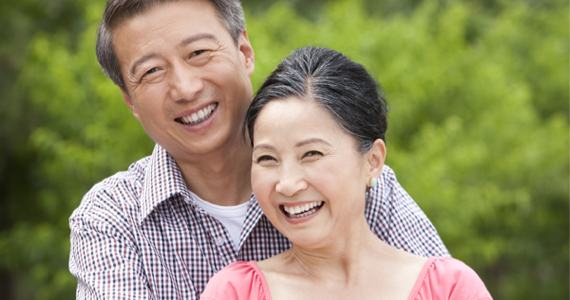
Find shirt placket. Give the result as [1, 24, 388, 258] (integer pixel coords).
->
[189, 200, 238, 269]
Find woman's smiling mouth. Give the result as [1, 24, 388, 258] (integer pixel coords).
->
[280, 201, 324, 218]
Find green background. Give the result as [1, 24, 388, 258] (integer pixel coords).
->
[0, 0, 568, 299]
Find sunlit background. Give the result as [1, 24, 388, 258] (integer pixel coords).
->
[0, 0, 568, 299]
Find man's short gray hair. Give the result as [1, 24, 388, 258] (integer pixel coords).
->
[96, 0, 246, 91]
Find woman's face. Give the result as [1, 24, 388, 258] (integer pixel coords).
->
[251, 97, 371, 248]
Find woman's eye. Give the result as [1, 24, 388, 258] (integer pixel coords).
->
[256, 155, 276, 163]
[302, 151, 323, 159]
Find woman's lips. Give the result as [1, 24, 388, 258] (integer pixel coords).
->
[280, 201, 324, 218]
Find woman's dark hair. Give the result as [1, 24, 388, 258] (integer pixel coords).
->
[244, 46, 388, 153]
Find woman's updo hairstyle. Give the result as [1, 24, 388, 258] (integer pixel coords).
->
[244, 46, 388, 153]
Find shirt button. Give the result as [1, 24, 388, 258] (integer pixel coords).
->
[214, 237, 225, 246]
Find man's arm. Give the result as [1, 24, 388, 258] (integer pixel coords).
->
[366, 165, 451, 257]
[69, 184, 153, 300]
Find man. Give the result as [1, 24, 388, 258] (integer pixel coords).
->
[69, 0, 450, 299]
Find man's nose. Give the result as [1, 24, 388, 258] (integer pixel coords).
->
[275, 164, 308, 197]
[169, 64, 204, 102]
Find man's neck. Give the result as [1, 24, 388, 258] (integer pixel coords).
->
[173, 140, 253, 207]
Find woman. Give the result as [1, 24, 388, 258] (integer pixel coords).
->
[201, 46, 492, 300]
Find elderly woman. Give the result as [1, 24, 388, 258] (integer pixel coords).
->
[200, 46, 492, 300]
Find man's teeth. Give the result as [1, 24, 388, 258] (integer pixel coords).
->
[179, 103, 217, 125]
[283, 201, 324, 218]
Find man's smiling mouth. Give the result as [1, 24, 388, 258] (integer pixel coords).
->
[176, 103, 218, 125]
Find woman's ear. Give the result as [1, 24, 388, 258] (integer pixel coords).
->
[366, 139, 387, 184]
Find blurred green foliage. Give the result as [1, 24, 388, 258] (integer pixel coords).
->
[0, 0, 567, 299]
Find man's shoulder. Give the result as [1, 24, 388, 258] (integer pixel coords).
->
[380, 165, 398, 186]
[366, 165, 451, 257]
[373, 164, 426, 216]
[377, 165, 406, 199]
[70, 155, 151, 223]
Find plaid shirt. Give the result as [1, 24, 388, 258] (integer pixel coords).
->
[69, 144, 450, 300]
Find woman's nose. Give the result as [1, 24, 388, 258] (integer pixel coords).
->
[275, 164, 308, 197]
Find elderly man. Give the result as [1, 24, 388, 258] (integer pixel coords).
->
[69, 0, 450, 299]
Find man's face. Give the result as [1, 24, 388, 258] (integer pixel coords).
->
[113, 0, 255, 161]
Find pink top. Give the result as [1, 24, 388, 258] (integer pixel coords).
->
[200, 258, 492, 300]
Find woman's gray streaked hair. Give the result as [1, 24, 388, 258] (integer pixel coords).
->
[244, 46, 388, 154]
[96, 0, 246, 91]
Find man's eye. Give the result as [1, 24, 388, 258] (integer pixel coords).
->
[190, 50, 205, 58]
[144, 67, 158, 75]
[302, 151, 323, 159]
[256, 155, 276, 163]
[138, 67, 160, 82]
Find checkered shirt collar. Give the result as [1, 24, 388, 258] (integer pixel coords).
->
[139, 144, 191, 224]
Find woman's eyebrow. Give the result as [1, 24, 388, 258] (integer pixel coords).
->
[253, 138, 332, 151]
[295, 138, 331, 147]
[252, 144, 275, 151]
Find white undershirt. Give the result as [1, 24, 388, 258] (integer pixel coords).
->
[189, 192, 249, 250]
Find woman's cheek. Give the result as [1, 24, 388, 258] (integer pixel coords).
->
[251, 166, 271, 204]
[252, 167, 281, 225]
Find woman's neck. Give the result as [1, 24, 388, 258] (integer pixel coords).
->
[259, 219, 427, 300]
[280, 218, 383, 283]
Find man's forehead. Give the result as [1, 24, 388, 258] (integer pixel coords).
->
[108, 0, 210, 26]
[110, 0, 232, 76]
[111, 0, 223, 50]
[110, 0, 220, 34]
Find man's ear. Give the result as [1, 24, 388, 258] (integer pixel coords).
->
[238, 30, 255, 77]
[120, 87, 141, 121]
[366, 139, 387, 183]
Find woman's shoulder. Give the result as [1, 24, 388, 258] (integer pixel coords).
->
[408, 257, 493, 300]
[200, 261, 270, 300]
[212, 260, 260, 278]
[428, 257, 485, 281]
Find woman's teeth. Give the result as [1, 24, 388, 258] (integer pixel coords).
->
[178, 103, 217, 125]
[282, 201, 324, 218]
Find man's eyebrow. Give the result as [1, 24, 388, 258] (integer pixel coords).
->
[178, 33, 217, 48]
[129, 33, 217, 77]
[296, 138, 332, 147]
[130, 53, 158, 77]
